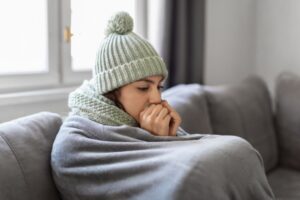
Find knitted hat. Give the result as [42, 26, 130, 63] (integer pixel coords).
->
[93, 11, 168, 94]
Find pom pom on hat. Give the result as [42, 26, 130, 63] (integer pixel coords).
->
[105, 11, 133, 36]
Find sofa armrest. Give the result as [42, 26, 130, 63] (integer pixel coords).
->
[275, 72, 300, 170]
[0, 112, 62, 200]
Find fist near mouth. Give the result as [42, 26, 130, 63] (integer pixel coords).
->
[139, 100, 182, 136]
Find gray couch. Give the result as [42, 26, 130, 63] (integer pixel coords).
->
[0, 72, 299, 200]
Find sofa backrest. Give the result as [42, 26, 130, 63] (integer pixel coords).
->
[163, 79, 279, 172]
[204, 76, 278, 172]
[162, 84, 213, 134]
[275, 72, 300, 169]
[0, 112, 62, 200]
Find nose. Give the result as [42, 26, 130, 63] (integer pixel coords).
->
[149, 88, 162, 104]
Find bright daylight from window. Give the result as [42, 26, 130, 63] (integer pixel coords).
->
[71, 0, 136, 71]
[0, 0, 48, 75]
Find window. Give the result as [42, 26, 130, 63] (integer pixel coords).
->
[0, 0, 48, 75]
[70, 0, 136, 72]
[0, 0, 147, 93]
[0, 0, 60, 93]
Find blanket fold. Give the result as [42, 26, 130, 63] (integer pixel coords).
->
[51, 115, 275, 200]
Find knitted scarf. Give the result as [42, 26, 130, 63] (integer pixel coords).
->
[68, 80, 138, 127]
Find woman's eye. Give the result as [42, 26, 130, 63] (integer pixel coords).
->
[137, 85, 164, 92]
[158, 85, 164, 91]
[138, 87, 149, 91]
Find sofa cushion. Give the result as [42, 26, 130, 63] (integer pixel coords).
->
[268, 167, 300, 200]
[275, 72, 300, 170]
[162, 84, 213, 134]
[0, 112, 62, 200]
[204, 76, 278, 172]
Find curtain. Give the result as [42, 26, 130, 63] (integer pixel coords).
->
[157, 0, 206, 87]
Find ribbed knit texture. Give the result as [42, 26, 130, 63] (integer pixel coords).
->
[69, 80, 138, 126]
[92, 11, 168, 94]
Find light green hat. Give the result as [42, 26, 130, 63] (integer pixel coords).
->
[93, 11, 168, 94]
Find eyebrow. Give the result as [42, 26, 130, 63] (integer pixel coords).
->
[138, 78, 164, 84]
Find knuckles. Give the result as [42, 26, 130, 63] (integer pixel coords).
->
[139, 102, 181, 136]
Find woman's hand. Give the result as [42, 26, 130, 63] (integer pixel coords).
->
[139, 101, 182, 136]
[139, 104, 171, 136]
[161, 100, 182, 136]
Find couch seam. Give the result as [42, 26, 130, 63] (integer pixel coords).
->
[203, 89, 216, 133]
[229, 95, 247, 138]
[0, 132, 32, 199]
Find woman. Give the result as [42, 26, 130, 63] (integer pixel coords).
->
[67, 10, 182, 137]
[51, 12, 275, 200]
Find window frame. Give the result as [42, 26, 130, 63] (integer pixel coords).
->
[60, 0, 92, 85]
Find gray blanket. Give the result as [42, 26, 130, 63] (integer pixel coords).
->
[51, 115, 275, 200]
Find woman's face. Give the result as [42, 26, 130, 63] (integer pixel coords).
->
[116, 75, 164, 123]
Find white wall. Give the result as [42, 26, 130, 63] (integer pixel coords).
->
[205, 0, 300, 96]
[204, 0, 257, 85]
[255, 0, 300, 95]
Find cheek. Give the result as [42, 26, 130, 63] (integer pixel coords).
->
[121, 94, 148, 121]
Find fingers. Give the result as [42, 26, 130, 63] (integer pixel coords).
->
[142, 104, 167, 118]
[139, 101, 180, 137]
[149, 104, 164, 118]
[161, 100, 175, 112]
[169, 117, 180, 136]
[162, 101, 179, 121]
[163, 115, 172, 124]
[162, 100, 181, 122]
[171, 115, 182, 136]
[139, 104, 155, 120]
[157, 107, 169, 120]
[145, 104, 156, 115]
[161, 100, 182, 136]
